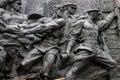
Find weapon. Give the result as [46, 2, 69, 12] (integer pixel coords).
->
[115, 0, 120, 36]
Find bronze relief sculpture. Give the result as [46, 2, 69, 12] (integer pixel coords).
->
[0, 0, 118, 80]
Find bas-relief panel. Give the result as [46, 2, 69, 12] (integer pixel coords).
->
[99, 0, 115, 12]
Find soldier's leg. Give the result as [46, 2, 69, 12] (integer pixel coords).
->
[4, 49, 18, 79]
[94, 50, 117, 80]
[65, 51, 91, 80]
[7, 64, 18, 80]
[94, 50, 116, 69]
[21, 48, 43, 70]
[40, 48, 58, 78]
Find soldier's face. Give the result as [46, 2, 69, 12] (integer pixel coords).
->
[88, 11, 100, 21]
[52, 6, 63, 18]
[55, 9, 63, 18]
[57, 9, 62, 16]
[68, 7, 76, 15]
[12, 0, 21, 12]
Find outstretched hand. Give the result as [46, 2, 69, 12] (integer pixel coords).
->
[0, 20, 6, 28]
[6, 25, 21, 34]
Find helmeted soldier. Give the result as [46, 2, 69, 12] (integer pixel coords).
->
[63, 8, 117, 80]
[62, 3, 77, 18]
[20, 5, 66, 80]
[59, 3, 77, 55]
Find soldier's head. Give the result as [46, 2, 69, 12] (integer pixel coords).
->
[27, 13, 44, 24]
[28, 13, 43, 20]
[85, 8, 101, 21]
[52, 5, 64, 18]
[2, 0, 21, 12]
[0, 0, 7, 8]
[10, 0, 22, 12]
[63, 3, 77, 15]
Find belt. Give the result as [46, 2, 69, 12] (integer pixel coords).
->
[43, 39, 58, 45]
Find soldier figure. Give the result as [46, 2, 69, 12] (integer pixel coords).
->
[59, 3, 77, 55]
[0, 0, 26, 79]
[63, 8, 117, 80]
[20, 5, 66, 80]
[54, 4, 77, 79]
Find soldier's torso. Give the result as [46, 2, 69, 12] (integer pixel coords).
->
[60, 17, 76, 52]
[75, 20, 100, 53]
[81, 20, 99, 44]
[2, 12, 27, 25]
[43, 18, 64, 42]
[1, 12, 27, 43]
[34, 18, 64, 52]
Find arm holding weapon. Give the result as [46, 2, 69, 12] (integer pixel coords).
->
[21, 18, 66, 35]
[15, 18, 66, 45]
[3, 22, 40, 34]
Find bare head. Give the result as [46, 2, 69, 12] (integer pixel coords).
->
[1, 0, 22, 12]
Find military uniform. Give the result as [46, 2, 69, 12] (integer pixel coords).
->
[72, 19, 116, 67]
[21, 18, 65, 79]
[64, 9, 116, 80]
[0, 7, 27, 79]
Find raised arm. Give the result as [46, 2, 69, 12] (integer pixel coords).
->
[99, 12, 116, 31]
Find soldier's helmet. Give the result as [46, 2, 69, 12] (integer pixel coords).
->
[6, 0, 22, 5]
[85, 8, 100, 13]
[63, 3, 77, 10]
[28, 12, 44, 20]
[27, 0, 44, 19]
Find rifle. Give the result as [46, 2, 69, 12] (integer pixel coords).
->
[115, 0, 120, 36]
